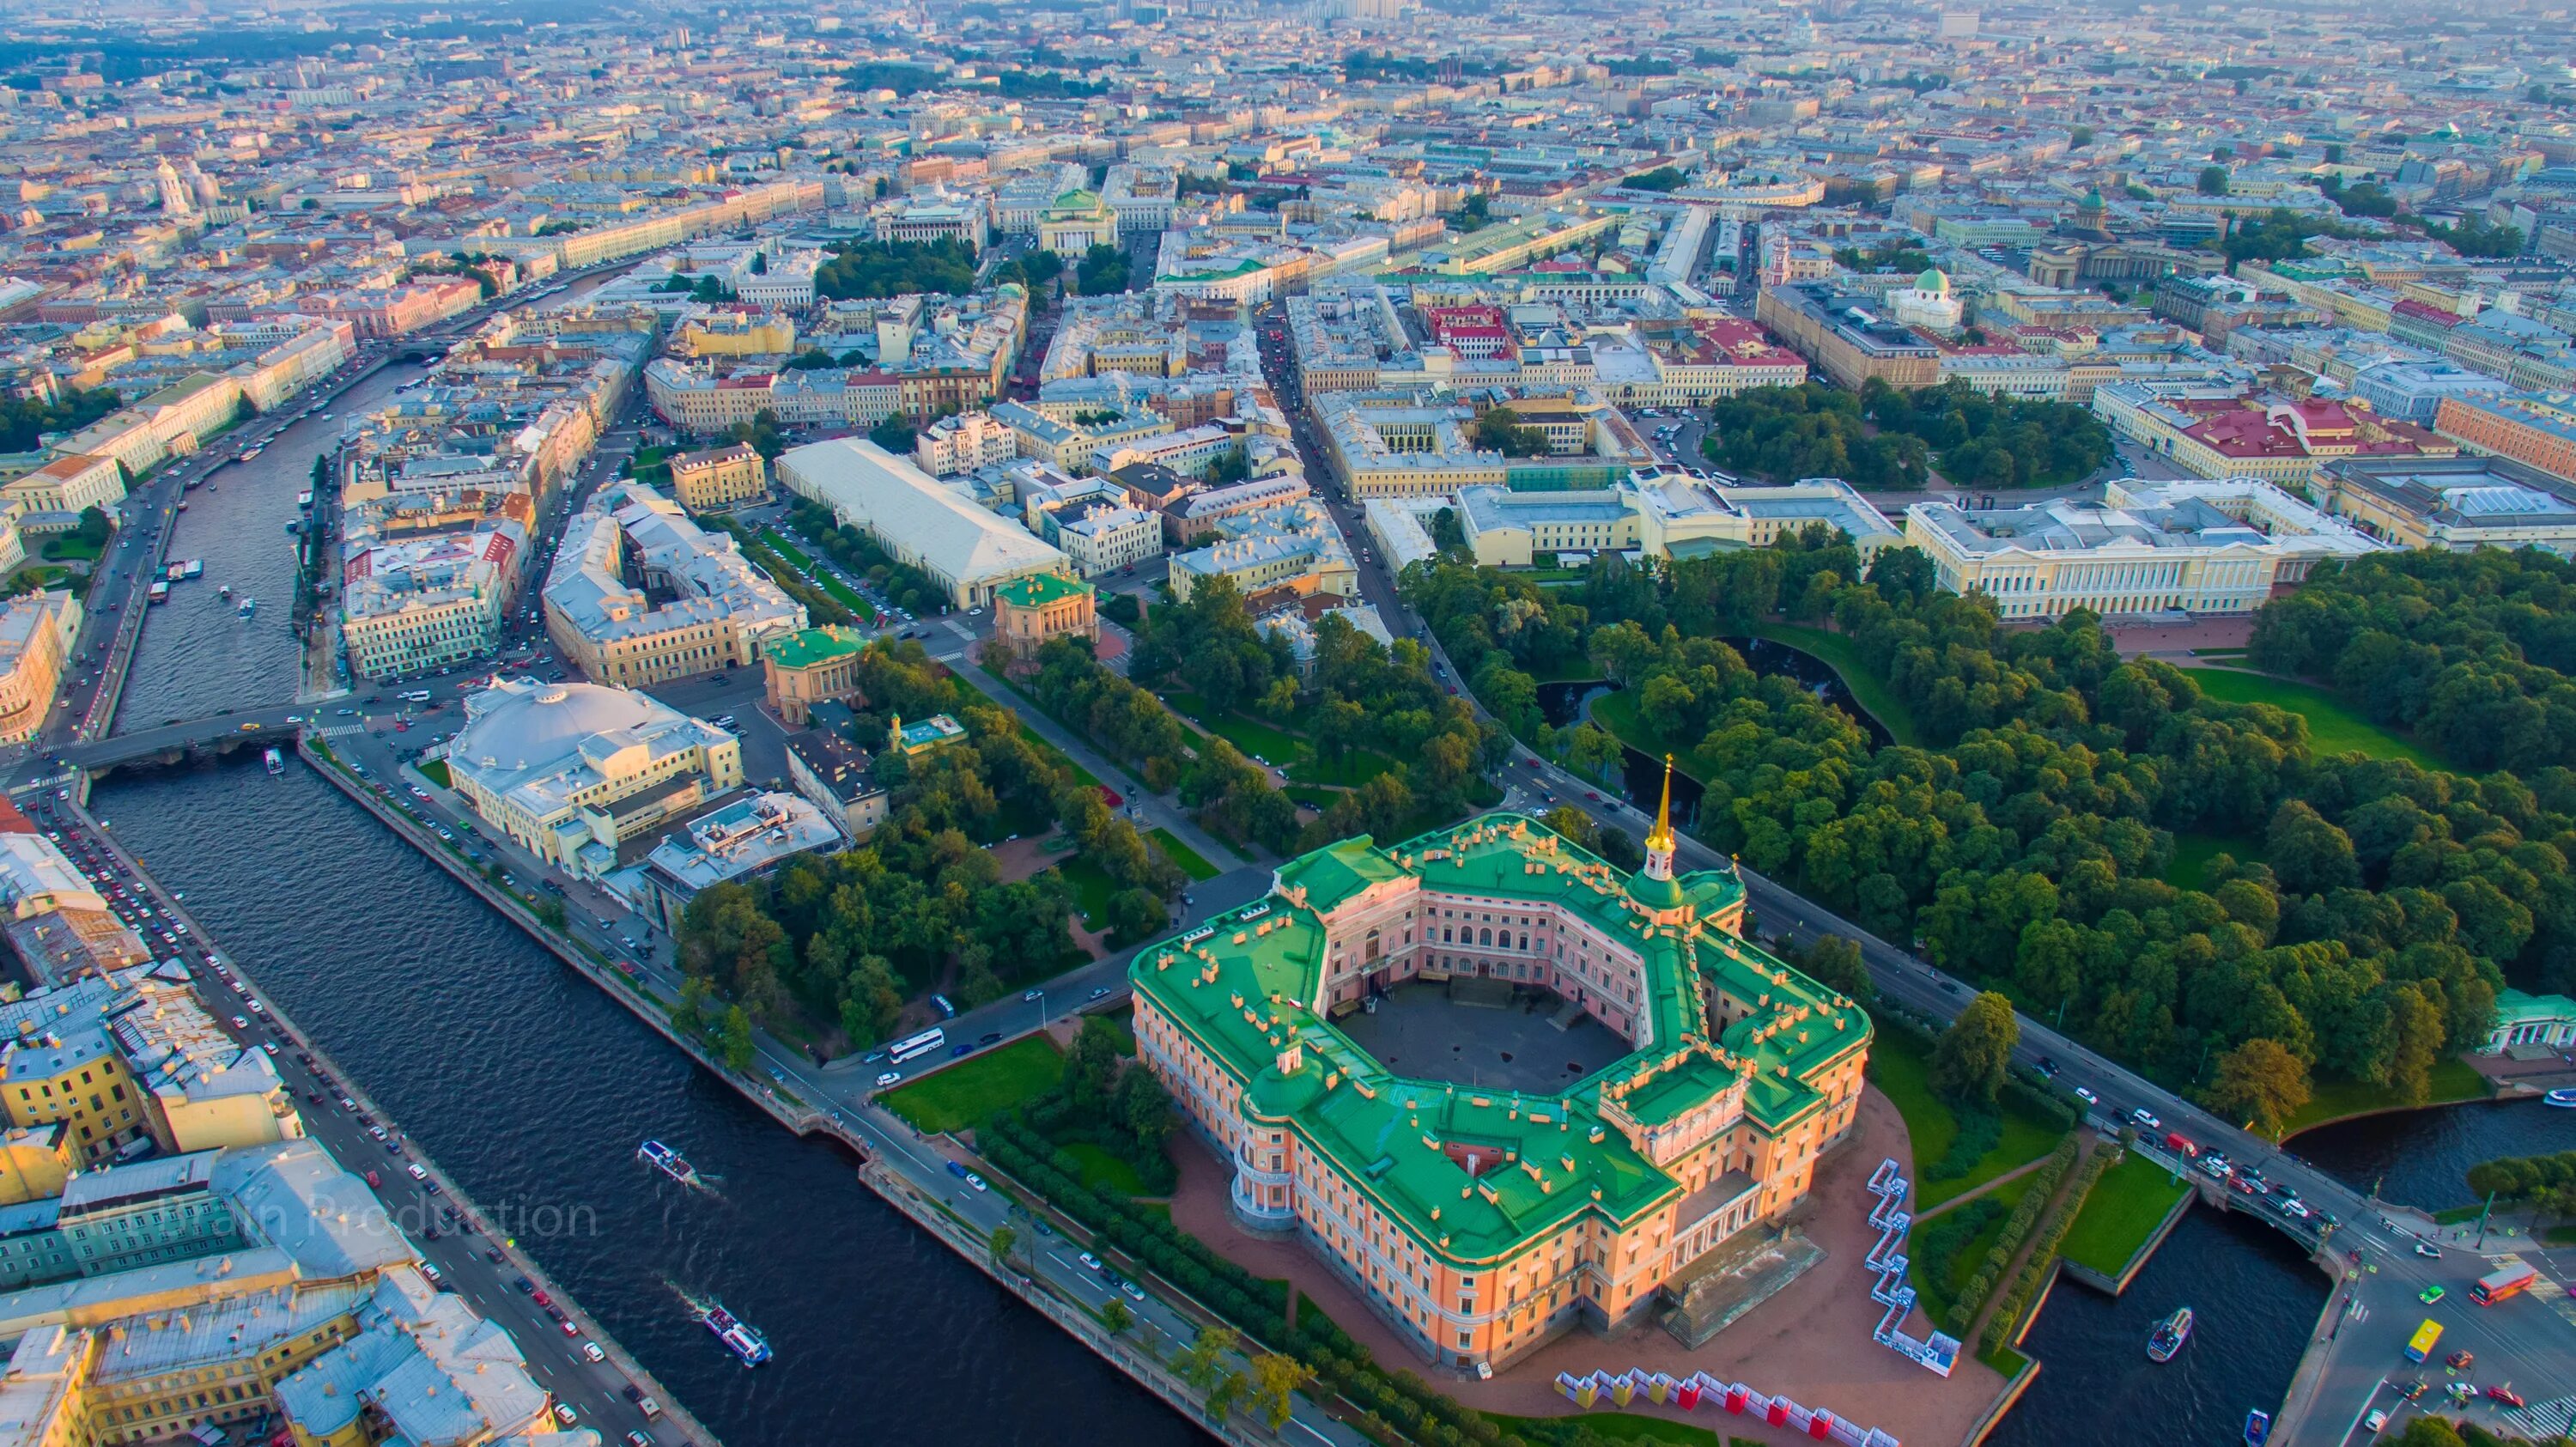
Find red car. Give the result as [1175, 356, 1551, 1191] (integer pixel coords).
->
[2487, 1386, 2526, 1409]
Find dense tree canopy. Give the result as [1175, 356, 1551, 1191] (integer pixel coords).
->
[814, 237, 981, 300]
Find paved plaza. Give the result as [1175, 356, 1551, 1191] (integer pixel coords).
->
[1335, 979, 1632, 1096]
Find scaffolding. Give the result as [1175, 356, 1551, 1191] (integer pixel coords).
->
[1866, 1157, 1962, 1377]
[1554, 1369, 1901, 1446]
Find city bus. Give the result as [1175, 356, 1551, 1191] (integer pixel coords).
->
[889, 1028, 947, 1065]
[2404, 1318, 2443, 1363]
[2472, 1262, 2540, 1306]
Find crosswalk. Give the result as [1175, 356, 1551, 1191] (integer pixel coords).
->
[2506, 1395, 2576, 1438]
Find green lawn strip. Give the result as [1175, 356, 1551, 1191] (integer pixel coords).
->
[759, 528, 878, 621]
[1161, 690, 1305, 763]
[1481, 1410, 1728, 1447]
[1146, 827, 1218, 880]
[2162, 830, 2265, 890]
[1751, 623, 1923, 748]
[880, 1036, 1065, 1133]
[42, 535, 100, 562]
[2179, 666, 2439, 768]
[1061, 1140, 1149, 1195]
[1047, 855, 1121, 927]
[1522, 658, 1603, 683]
[415, 758, 453, 789]
[1284, 786, 1340, 810]
[1868, 1027, 2066, 1209]
[1980, 1343, 2029, 1377]
[2057, 1152, 2192, 1277]
[2433, 1204, 2484, 1225]
[2543, 1225, 2576, 1245]
[2280, 1057, 2487, 1137]
[1588, 690, 1692, 769]
[1010, 717, 1104, 789]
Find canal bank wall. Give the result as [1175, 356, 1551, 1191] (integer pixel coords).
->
[2060, 1191, 2196, 1298]
[45, 772, 720, 1447]
[297, 734, 1302, 1447]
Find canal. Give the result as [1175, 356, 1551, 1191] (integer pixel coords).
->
[94, 757, 1205, 1447]
[2293, 1096, 2576, 1213]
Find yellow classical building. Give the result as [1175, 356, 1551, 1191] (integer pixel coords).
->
[667, 441, 769, 512]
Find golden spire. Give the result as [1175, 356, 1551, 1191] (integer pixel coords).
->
[1648, 754, 1675, 853]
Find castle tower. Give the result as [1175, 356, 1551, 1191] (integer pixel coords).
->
[1643, 754, 1677, 883]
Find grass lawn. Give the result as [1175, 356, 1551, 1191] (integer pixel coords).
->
[2181, 667, 2439, 768]
[2281, 1057, 2487, 1138]
[2162, 830, 2267, 890]
[1589, 690, 1691, 767]
[1285, 786, 1339, 811]
[1753, 623, 1923, 749]
[1146, 827, 1218, 880]
[40, 534, 100, 562]
[1481, 1411, 1731, 1447]
[1868, 1027, 2069, 1209]
[2544, 1225, 2576, 1245]
[760, 529, 879, 621]
[2058, 1152, 2192, 1277]
[1015, 727, 1103, 789]
[1524, 658, 1605, 684]
[1060, 1140, 1149, 1195]
[415, 758, 453, 789]
[1048, 855, 1121, 927]
[880, 1036, 1064, 1133]
[1161, 690, 1304, 764]
[1285, 748, 1400, 788]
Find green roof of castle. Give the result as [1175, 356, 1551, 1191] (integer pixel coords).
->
[1127, 812, 1870, 1268]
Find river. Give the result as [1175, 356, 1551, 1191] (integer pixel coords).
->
[1987, 1207, 2330, 1447]
[94, 758, 1204, 1447]
[113, 362, 423, 730]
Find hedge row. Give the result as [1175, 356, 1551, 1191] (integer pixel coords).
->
[1923, 1108, 2002, 1182]
[1951, 1134, 2080, 1329]
[1981, 1144, 2122, 1356]
[1911, 1196, 2004, 1329]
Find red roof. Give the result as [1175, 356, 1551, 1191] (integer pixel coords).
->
[2391, 299, 2464, 329]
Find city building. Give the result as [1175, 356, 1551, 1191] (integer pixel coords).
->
[915, 412, 1023, 477]
[444, 678, 746, 879]
[2318, 454, 2576, 556]
[1756, 282, 1942, 391]
[544, 482, 806, 689]
[1455, 474, 1901, 568]
[763, 625, 867, 727]
[0, 592, 80, 746]
[1170, 499, 1356, 604]
[2433, 391, 2576, 483]
[665, 441, 769, 513]
[2480, 989, 2576, 1055]
[1038, 191, 1120, 256]
[889, 713, 969, 757]
[988, 573, 1100, 664]
[635, 792, 844, 932]
[783, 721, 891, 842]
[1905, 477, 2382, 620]
[2, 454, 125, 519]
[1128, 806, 1868, 1373]
[775, 439, 1075, 608]
[338, 517, 527, 681]
[0, 806, 149, 990]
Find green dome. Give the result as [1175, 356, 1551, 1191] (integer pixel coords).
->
[1916, 266, 1951, 294]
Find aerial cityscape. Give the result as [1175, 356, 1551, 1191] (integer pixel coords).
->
[0, 1, 2567, 1446]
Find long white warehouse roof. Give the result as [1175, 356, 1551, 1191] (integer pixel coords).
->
[775, 437, 1070, 596]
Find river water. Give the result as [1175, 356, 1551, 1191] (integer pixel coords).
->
[86, 478, 2334, 1447]
[2293, 1097, 2576, 1213]
[113, 363, 423, 730]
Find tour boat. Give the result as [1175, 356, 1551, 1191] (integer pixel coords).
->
[242, 445, 264, 460]
[2546, 1088, 2576, 1108]
[237, 597, 256, 618]
[218, 584, 232, 599]
[182, 560, 203, 578]
[2148, 1306, 2194, 1362]
[696, 1300, 770, 1366]
[264, 747, 284, 775]
[297, 490, 313, 508]
[637, 1139, 699, 1185]
[2243, 1409, 2272, 1445]
[148, 581, 169, 604]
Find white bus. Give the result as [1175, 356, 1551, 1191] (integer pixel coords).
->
[889, 1028, 946, 1064]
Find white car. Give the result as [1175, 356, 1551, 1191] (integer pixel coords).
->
[2129, 1107, 2160, 1132]
[582, 1342, 606, 1364]
[2365, 1410, 2387, 1434]
[874, 1071, 902, 1087]
[2073, 1085, 2099, 1107]
[964, 1172, 988, 1193]
[406, 1163, 428, 1181]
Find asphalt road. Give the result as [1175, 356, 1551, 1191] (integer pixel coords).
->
[19, 789, 676, 1446]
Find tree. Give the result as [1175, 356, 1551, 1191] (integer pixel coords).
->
[1473, 405, 1548, 458]
[869, 412, 918, 453]
[2205, 1038, 2312, 1139]
[2198, 165, 2232, 195]
[1797, 935, 1874, 1005]
[988, 1223, 1017, 1269]
[719, 1005, 756, 1073]
[2390, 1417, 2467, 1447]
[673, 976, 713, 1037]
[1173, 1323, 1240, 1392]
[1075, 242, 1131, 295]
[1931, 991, 2020, 1106]
[1625, 166, 1687, 192]
[1100, 1298, 1133, 1335]
[1246, 1353, 1312, 1431]
[73, 507, 111, 548]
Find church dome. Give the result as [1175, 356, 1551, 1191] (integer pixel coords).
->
[1916, 266, 1951, 294]
[453, 681, 661, 771]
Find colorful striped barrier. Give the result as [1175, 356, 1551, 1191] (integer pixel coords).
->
[1865, 1158, 1961, 1377]
[1553, 1370, 1900, 1447]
